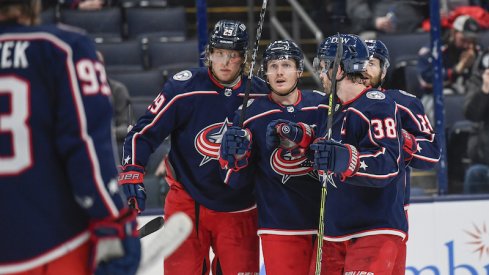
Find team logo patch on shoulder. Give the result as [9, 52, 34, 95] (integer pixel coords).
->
[173, 70, 192, 81]
[366, 90, 385, 100]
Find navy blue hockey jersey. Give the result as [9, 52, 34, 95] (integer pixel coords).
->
[123, 67, 268, 212]
[224, 90, 329, 234]
[318, 88, 408, 241]
[384, 89, 440, 207]
[0, 23, 125, 272]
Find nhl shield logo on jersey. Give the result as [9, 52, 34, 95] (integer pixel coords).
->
[270, 148, 318, 184]
[194, 118, 232, 166]
[173, 70, 192, 81]
[366, 90, 385, 100]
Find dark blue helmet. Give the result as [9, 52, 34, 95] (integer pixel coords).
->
[314, 34, 369, 74]
[365, 39, 390, 70]
[262, 40, 304, 72]
[209, 20, 249, 52]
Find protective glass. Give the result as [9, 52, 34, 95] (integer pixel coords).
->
[210, 50, 243, 64]
[313, 58, 333, 75]
[265, 59, 298, 74]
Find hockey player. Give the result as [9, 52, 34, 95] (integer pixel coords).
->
[310, 34, 408, 274]
[118, 20, 268, 274]
[364, 39, 440, 274]
[0, 0, 140, 274]
[365, 39, 440, 172]
[219, 40, 328, 275]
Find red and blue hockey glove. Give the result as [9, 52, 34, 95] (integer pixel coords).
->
[118, 164, 146, 213]
[219, 126, 252, 171]
[310, 139, 360, 180]
[402, 129, 418, 162]
[271, 120, 314, 157]
[265, 119, 290, 149]
[90, 208, 141, 275]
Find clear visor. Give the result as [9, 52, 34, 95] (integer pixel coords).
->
[210, 51, 243, 64]
[313, 58, 333, 75]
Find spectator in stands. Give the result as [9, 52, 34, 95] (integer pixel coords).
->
[463, 49, 489, 194]
[346, 0, 428, 38]
[417, 15, 482, 95]
[96, 51, 132, 161]
[417, 14, 482, 123]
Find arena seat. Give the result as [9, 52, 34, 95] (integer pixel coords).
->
[40, 8, 57, 25]
[60, 8, 123, 42]
[403, 62, 424, 98]
[130, 96, 154, 122]
[110, 70, 165, 98]
[96, 40, 146, 72]
[378, 32, 430, 67]
[125, 6, 186, 40]
[147, 39, 200, 71]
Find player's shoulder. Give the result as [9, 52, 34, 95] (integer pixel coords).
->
[384, 88, 422, 107]
[1, 24, 92, 49]
[355, 88, 396, 112]
[250, 75, 268, 92]
[384, 88, 417, 99]
[243, 93, 273, 113]
[164, 67, 206, 93]
[361, 89, 392, 103]
[301, 89, 327, 102]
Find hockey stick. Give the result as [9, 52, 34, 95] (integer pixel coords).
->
[315, 33, 343, 275]
[238, 0, 268, 127]
[138, 212, 193, 273]
[138, 216, 164, 238]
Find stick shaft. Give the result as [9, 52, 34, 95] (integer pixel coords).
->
[239, 0, 268, 127]
[315, 33, 343, 275]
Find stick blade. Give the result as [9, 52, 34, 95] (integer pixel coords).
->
[138, 216, 164, 238]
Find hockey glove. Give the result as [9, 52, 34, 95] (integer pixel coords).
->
[267, 120, 314, 158]
[402, 129, 418, 163]
[118, 164, 146, 213]
[310, 139, 360, 181]
[90, 208, 141, 275]
[219, 126, 252, 171]
[265, 119, 290, 149]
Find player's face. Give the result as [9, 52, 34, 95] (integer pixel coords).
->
[210, 48, 244, 83]
[266, 59, 300, 94]
[365, 57, 383, 87]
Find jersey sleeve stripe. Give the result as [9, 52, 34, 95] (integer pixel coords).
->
[243, 109, 282, 127]
[131, 91, 219, 163]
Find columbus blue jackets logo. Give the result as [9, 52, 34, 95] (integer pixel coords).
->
[270, 148, 318, 184]
[173, 70, 192, 81]
[366, 90, 385, 100]
[195, 118, 232, 166]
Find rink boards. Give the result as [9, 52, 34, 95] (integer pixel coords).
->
[137, 196, 489, 275]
